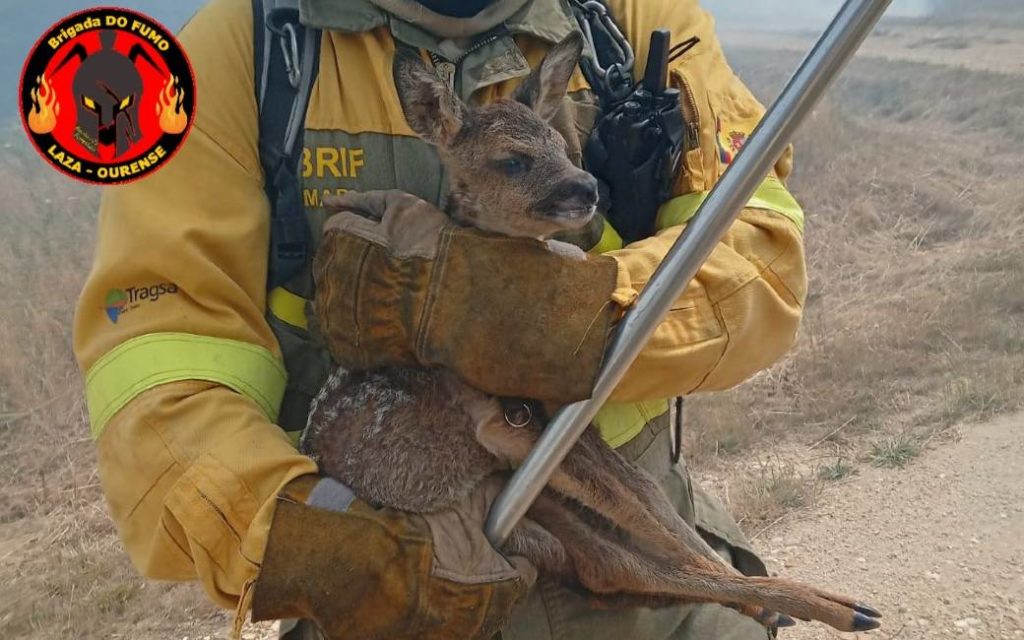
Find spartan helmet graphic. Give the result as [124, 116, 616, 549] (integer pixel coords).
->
[53, 30, 158, 156]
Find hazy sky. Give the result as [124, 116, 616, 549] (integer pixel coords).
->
[703, 0, 931, 30]
[3, 0, 932, 119]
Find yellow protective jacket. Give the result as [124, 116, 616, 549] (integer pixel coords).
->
[73, 0, 807, 610]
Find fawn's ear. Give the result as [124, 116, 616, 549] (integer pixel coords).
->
[393, 47, 467, 147]
[513, 32, 584, 122]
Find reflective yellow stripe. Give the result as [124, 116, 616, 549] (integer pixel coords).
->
[594, 399, 670, 448]
[587, 220, 666, 446]
[655, 176, 805, 233]
[85, 332, 287, 439]
[747, 176, 805, 233]
[588, 218, 624, 254]
[655, 191, 706, 230]
[593, 178, 803, 445]
[268, 286, 309, 330]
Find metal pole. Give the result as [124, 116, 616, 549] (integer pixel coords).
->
[486, 0, 893, 545]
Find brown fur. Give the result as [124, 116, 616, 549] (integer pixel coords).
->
[391, 35, 598, 239]
[303, 34, 880, 633]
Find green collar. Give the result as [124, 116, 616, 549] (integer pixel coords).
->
[299, 0, 384, 33]
[506, 0, 578, 44]
[299, 0, 577, 45]
[300, 0, 579, 97]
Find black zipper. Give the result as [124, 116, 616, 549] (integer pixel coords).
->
[676, 70, 702, 149]
[427, 29, 506, 93]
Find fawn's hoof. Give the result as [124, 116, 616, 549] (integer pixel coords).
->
[775, 614, 797, 628]
[853, 611, 882, 631]
[854, 602, 883, 618]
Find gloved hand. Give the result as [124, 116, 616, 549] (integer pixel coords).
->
[312, 190, 622, 405]
[251, 474, 536, 640]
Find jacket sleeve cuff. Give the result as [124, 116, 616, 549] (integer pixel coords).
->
[308, 477, 357, 513]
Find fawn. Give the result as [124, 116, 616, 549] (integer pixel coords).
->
[301, 33, 881, 633]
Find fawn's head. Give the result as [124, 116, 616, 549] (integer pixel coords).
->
[394, 33, 598, 239]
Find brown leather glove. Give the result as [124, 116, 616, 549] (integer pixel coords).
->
[251, 475, 535, 640]
[312, 190, 621, 405]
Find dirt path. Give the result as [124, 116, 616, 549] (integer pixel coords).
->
[760, 414, 1024, 639]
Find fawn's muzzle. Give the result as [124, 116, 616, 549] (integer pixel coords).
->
[539, 172, 599, 221]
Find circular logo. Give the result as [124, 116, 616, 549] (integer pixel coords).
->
[19, 7, 195, 185]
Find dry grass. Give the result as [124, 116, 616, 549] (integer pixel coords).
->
[0, 123, 235, 638]
[817, 458, 855, 482]
[689, 51, 1024, 528]
[688, 51, 1024, 524]
[729, 458, 819, 535]
[868, 433, 921, 469]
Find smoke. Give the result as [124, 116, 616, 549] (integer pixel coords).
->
[702, 0, 932, 31]
[931, 0, 1024, 19]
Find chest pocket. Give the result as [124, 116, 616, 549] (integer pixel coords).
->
[300, 130, 446, 263]
[270, 130, 444, 434]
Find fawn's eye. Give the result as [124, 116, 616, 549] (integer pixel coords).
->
[494, 154, 532, 176]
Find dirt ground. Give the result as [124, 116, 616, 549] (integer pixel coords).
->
[764, 413, 1024, 640]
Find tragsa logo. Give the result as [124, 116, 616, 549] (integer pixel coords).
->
[104, 283, 178, 323]
[104, 288, 128, 323]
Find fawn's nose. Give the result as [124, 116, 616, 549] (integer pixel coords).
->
[539, 171, 600, 220]
[564, 173, 599, 207]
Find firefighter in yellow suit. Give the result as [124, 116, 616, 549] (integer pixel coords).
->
[73, 0, 807, 638]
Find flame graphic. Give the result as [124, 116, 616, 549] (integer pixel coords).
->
[27, 74, 60, 134]
[156, 75, 188, 134]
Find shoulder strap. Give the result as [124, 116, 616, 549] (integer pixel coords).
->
[253, 0, 322, 289]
